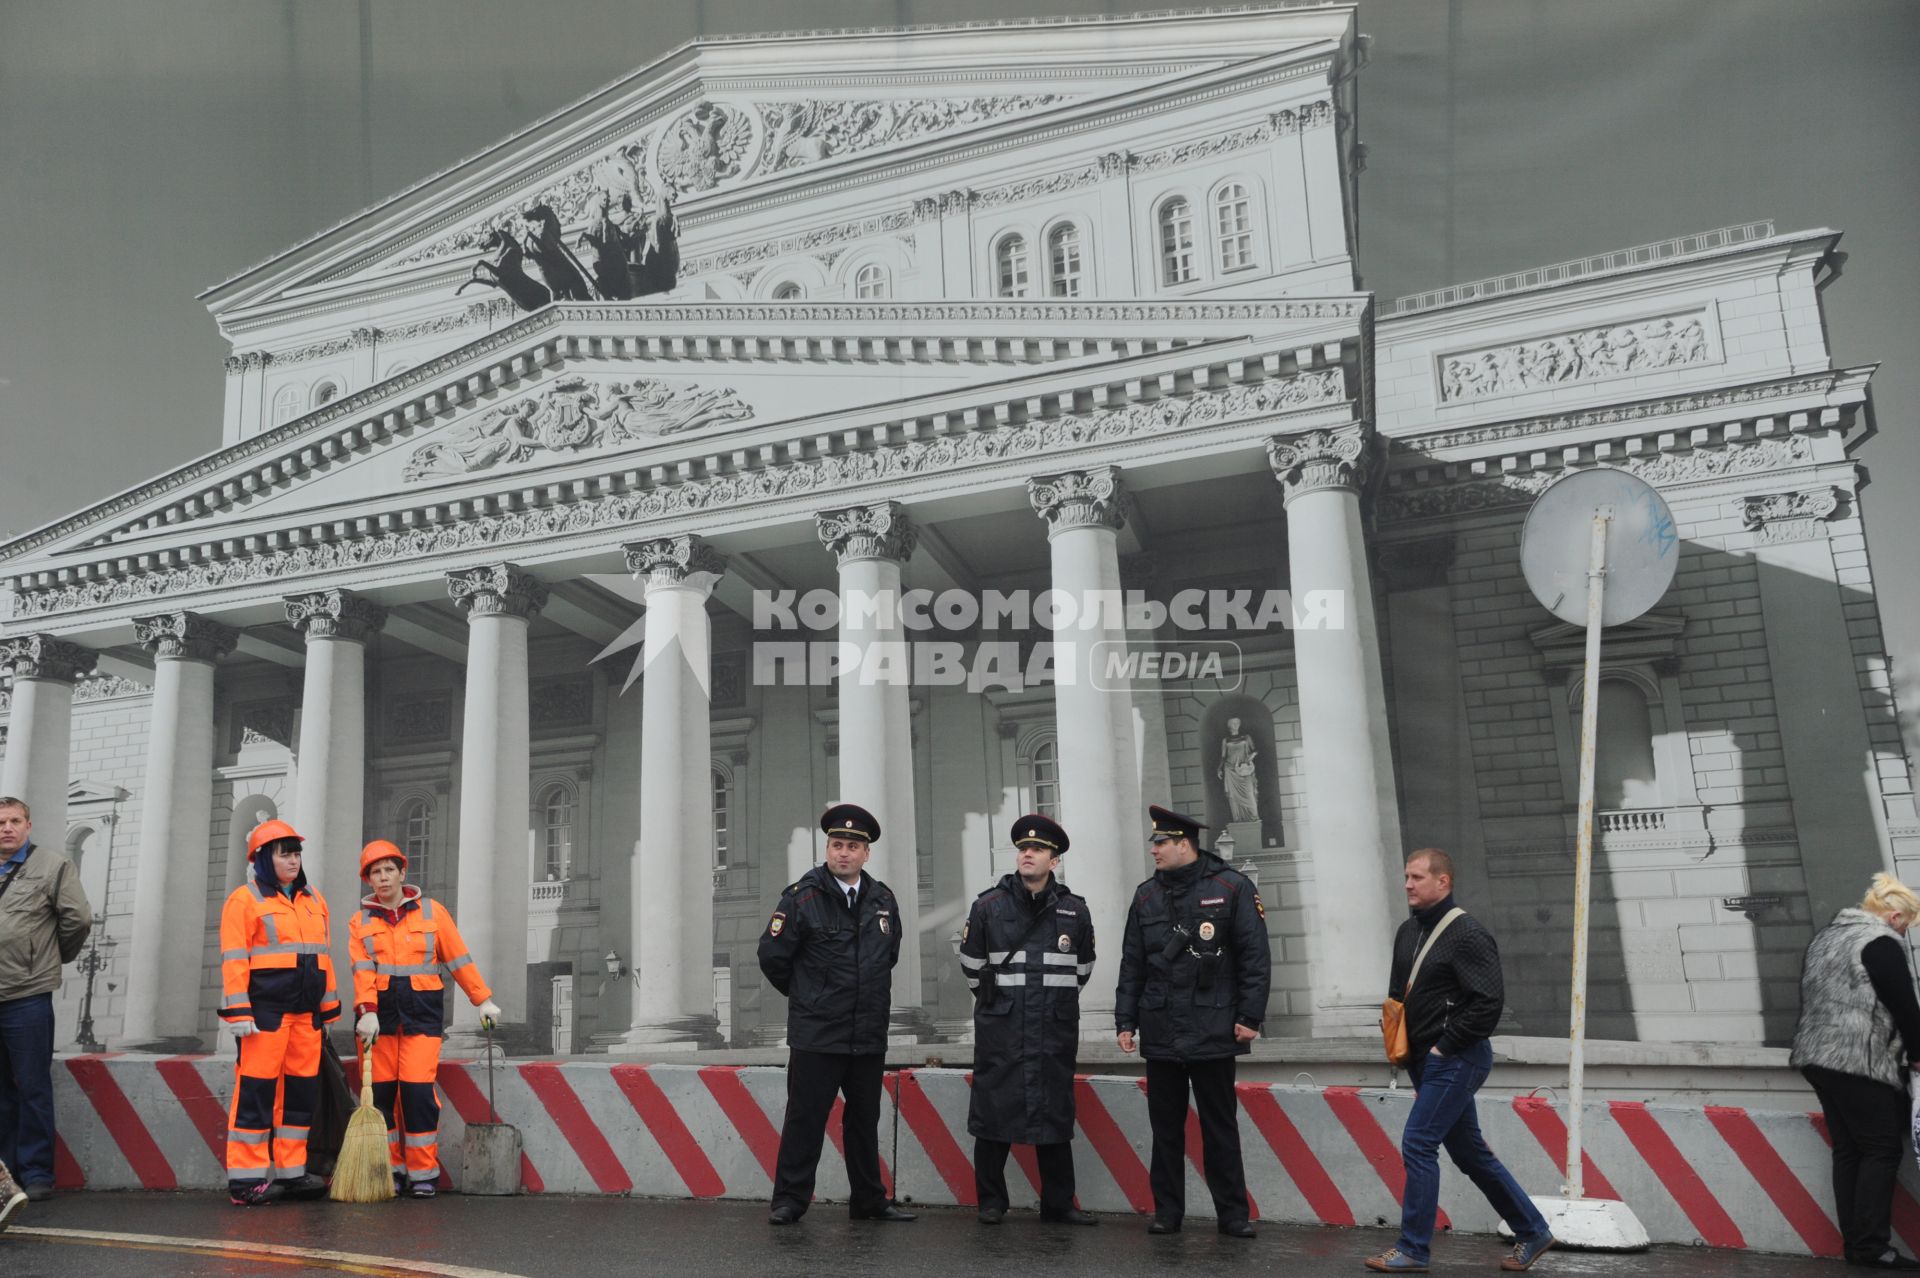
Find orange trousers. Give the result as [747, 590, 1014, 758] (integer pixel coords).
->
[226, 1018, 321, 1184]
[369, 1032, 444, 1185]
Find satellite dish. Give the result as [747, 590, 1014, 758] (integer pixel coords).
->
[1521, 467, 1678, 627]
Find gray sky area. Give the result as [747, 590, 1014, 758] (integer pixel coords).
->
[2, 1, 1917, 676]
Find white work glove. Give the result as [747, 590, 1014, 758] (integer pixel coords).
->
[226, 1018, 258, 1040]
[476, 999, 502, 1030]
[356, 1012, 380, 1045]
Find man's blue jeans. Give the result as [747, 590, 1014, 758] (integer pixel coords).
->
[0, 992, 57, 1186]
[1397, 1037, 1549, 1262]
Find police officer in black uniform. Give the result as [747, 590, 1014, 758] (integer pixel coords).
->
[757, 803, 916, 1225]
[959, 814, 1098, 1227]
[1114, 804, 1271, 1237]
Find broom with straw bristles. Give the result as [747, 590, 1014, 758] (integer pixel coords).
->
[330, 1037, 395, 1202]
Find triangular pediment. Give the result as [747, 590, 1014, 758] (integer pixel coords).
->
[200, 8, 1352, 315]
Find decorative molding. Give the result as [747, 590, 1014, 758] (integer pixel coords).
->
[402, 376, 753, 482]
[623, 534, 728, 585]
[384, 693, 451, 743]
[73, 673, 151, 703]
[530, 675, 594, 730]
[1737, 486, 1841, 545]
[1267, 425, 1369, 500]
[973, 163, 1100, 210]
[132, 611, 238, 662]
[817, 501, 917, 564]
[446, 563, 548, 620]
[1380, 434, 1816, 523]
[1027, 467, 1130, 536]
[13, 367, 1347, 618]
[230, 698, 295, 752]
[758, 94, 1071, 175]
[0, 634, 95, 683]
[1133, 114, 1285, 173]
[682, 210, 917, 276]
[284, 589, 388, 642]
[1439, 311, 1714, 404]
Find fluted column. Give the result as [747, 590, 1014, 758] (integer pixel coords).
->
[817, 501, 923, 1026]
[447, 564, 546, 1038]
[121, 613, 236, 1048]
[613, 536, 726, 1050]
[1029, 467, 1142, 1025]
[0, 634, 95, 840]
[1268, 427, 1403, 1034]
[285, 589, 386, 988]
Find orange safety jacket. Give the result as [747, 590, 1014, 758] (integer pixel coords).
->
[348, 886, 490, 1037]
[218, 877, 341, 1031]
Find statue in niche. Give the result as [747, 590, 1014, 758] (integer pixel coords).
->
[1217, 716, 1260, 824]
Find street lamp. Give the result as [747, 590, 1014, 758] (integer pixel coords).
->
[75, 931, 118, 1053]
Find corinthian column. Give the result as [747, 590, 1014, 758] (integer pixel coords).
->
[816, 501, 923, 1027]
[1029, 467, 1141, 1025]
[0, 634, 95, 840]
[447, 564, 546, 1040]
[285, 589, 386, 986]
[613, 535, 726, 1051]
[121, 613, 236, 1048]
[1268, 426, 1402, 1034]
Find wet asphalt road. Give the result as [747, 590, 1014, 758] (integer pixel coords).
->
[1, 1192, 1847, 1278]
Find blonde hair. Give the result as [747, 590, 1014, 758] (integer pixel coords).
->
[1862, 872, 1920, 927]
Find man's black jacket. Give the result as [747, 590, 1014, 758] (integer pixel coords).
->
[1114, 851, 1270, 1060]
[757, 863, 901, 1055]
[1388, 895, 1504, 1058]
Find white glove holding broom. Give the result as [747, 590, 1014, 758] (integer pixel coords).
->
[477, 999, 502, 1030]
[331, 1017, 396, 1203]
[356, 1013, 379, 1045]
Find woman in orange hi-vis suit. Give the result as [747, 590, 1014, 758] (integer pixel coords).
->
[348, 840, 499, 1198]
[218, 819, 340, 1206]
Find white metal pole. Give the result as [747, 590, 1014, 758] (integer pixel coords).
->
[1565, 507, 1611, 1199]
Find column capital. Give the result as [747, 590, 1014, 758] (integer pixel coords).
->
[0, 633, 95, 683]
[132, 612, 238, 663]
[624, 535, 728, 589]
[817, 501, 917, 565]
[1737, 486, 1841, 544]
[1028, 466, 1130, 538]
[447, 563, 548, 620]
[284, 589, 388, 642]
[1267, 425, 1371, 501]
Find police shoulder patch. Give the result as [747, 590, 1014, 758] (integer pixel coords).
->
[1254, 891, 1266, 920]
[768, 911, 787, 936]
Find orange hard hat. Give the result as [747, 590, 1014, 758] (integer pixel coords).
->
[247, 819, 303, 855]
[360, 840, 408, 879]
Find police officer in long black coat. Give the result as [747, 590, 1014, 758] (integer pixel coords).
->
[959, 815, 1098, 1226]
[1115, 805, 1271, 1237]
[757, 804, 915, 1225]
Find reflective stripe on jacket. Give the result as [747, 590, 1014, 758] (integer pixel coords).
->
[348, 887, 490, 1037]
[218, 879, 340, 1031]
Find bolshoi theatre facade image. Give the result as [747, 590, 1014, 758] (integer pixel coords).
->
[0, 4, 1908, 1064]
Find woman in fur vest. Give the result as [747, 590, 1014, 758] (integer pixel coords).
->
[1789, 873, 1920, 1270]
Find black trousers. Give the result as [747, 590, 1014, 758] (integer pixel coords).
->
[1145, 1056, 1249, 1226]
[974, 1137, 1075, 1215]
[771, 1050, 887, 1215]
[1804, 1065, 1907, 1260]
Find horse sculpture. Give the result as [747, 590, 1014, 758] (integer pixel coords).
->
[455, 227, 551, 313]
[578, 191, 636, 300]
[631, 197, 680, 298]
[521, 204, 596, 302]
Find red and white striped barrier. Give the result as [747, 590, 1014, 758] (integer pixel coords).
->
[49, 1053, 1919, 1258]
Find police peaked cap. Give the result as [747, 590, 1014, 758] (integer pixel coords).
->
[821, 802, 880, 843]
[1010, 814, 1069, 855]
[1148, 804, 1207, 844]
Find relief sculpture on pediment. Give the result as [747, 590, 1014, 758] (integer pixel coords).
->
[401, 377, 754, 482]
[1438, 312, 1713, 403]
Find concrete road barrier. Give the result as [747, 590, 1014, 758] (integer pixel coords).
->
[49, 1053, 1918, 1258]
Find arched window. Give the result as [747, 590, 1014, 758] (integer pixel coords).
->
[1047, 224, 1083, 297]
[996, 235, 1031, 298]
[1159, 198, 1195, 286]
[853, 263, 889, 299]
[271, 384, 302, 426]
[539, 783, 574, 881]
[1214, 183, 1253, 272]
[310, 380, 342, 409]
[400, 797, 432, 886]
[1027, 738, 1060, 820]
[771, 282, 803, 301]
[65, 826, 93, 876]
[1591, 679, 1660, 809]
[712, 767, 732, 867]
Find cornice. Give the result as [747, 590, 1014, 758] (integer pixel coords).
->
[0, 299, 1363, 568]
[9, 363, 1349, 621]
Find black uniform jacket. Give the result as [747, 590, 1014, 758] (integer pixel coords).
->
[959, 874, 1095, 1145]
[1114, 852, 1271, 1061]
[757, 864, 902, 1056]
